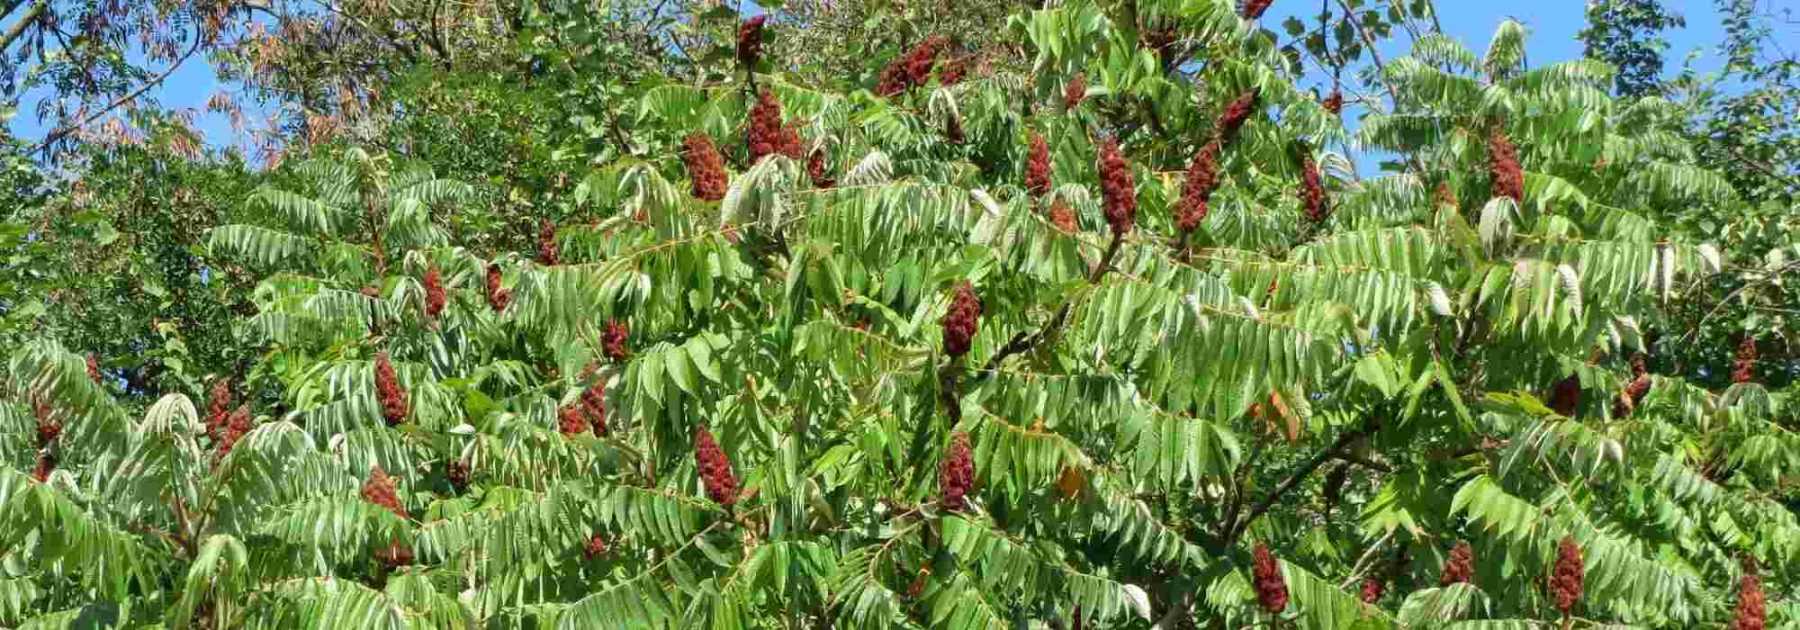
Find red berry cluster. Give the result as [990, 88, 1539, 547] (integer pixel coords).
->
[375, 352, 410, 427]
[807, 147, 834, 189]
[1735, 556, 1766, 630]
[1025, 133, 1052, 198]
[1323, 89, 1344, 115]
[1176, 141, 1221, 233]
[214, 404, 254, 461]
[206, 378, 233, 442]
[1096, 138, 1137, 237]
[938, 431, 974, 512]
[584, 532, 609, 560]
[875, 36, 949, 96]
[736, 16, 766, 67]
[1360, 576, 1384, 604]
[446, 458, 470, 493]
[1252, 543, 1288, 613]
[941, 282, 982, 358]
[1732, 336, 1757, 384]
[424, 265, 446, 319]
[86, 353, 101, 384]
[602, 319, 631, 362]
[1064, 73, 1087, 110]
[1217, 88, 1261, 145]
[32, 452, 55, 482]
[1547, 374, 1581, 417]
[694, 426, 739, 506]
[362, 465, 409, 519]
[558, 404, 588, 437]
[1048, 199, 1078, 233]
[1242, 0, 1273, 19]
[32, 396, 59, 449]
[538, 219, 559, 266]
[581, 385, 608, 437]
[939, 55, 969, 86]
[747, 89, 788, 163]
[1613, 356, 1653, 417]
[1550, 536, 1584, 615]
[486, 264, 510, 312]
[1299, 147, 1328, 223]
[1488, 127, 1524, 205]
[1440, 540, 1475, 586]
[779, 121, 807, 161]
[683, 132, 729, 202]
[375, 538, 414, 569]
[1434, 180, 1458, 209]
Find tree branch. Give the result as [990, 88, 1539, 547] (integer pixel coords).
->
[0, 0, 46, 53]
[1226, 413, 1381, 544]
[31, 35, 204, 153]
[981, 232, 1122, 372]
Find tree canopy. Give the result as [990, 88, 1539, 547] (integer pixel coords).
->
[0, 0, 1797, 628]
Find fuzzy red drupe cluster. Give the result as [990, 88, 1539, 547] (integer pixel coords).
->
[1360, 576, 1384, 604]
[1613, 354, 1653, 417]
[1025, 133, 1052, 198]
[1048, 199, 1078, 234]
[1550, 536, 1584, 615]
[876, 36, 949, 96]
[1488, 127, 1524, 205]
[206, 379, 232, 442]
[941, 282, 982, 358]
[1547, 374, 1581, 417]
[32, 452, 55, 482]
[581, 385, 607, 437]
[1733, 336, 1757, 384]
[938, 431, 974, 512]
[1096, 138, 1136, 237]
[558, 404, 588, 437]
[1299, 148, 1329, 223]
[86, 353, 101, 384]
[214, 405, 254, 462]
[446, 458, 470, 493]
[33, 397, 59, 449]
[808, 147, 834, 189]
[736, 16, 765, 67]
[1242, 0, 1274, 19]
[1252, 543, 1288, 613]
[694, 426, 740, 506]
[537, 219, 559, 266]
[602, 319, 631, 362]
[938, 55, 968, 86]
[1735, 556, 1766, 630]
[747, 89, 793, 164]
[375, 352, 410, 427]
[1064, 73, 1086, 110]
[424, 265, 446, 319]
[1176, 141, 1221, 234]
[1217, 88, 1261, 144]
[362, 465, 408, 519]
[683, 132, 729, 202]
[1441, 540, 1476, 586]
[584, 532, 609, 560]
[486, 264, 510, 312]
[1323, 89, 1343, 115]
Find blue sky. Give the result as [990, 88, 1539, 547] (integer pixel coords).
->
[2, 1, 1779, 153]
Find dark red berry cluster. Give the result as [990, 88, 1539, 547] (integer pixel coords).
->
[1735, 556, 1766, 630]
[206, 378, 233, 443]
[447, 458, 470, 493]
[1176, 141, 1221, 233]
[584, 532, 609, 560]
[939, 431, 974, 512]
[1064, 73, 1087, 110]
[1096, 138, 1136, 237]
[1323, 89, 1343, 115]
[1550, 536, 1584, 615]
[558, 404, 588, 437]
[486, 264, 510, 312]
[362, 465, 409, 519]
[1488, 127, 1524, 205]
[938, 55, 969, 86]
[737, 16, 766, 67]
[807, 147, 834, 189]
[941, 282, 982, 358]
[581, 385, 607, 437]
[694, 426, 739, 506]
[1243, 0, 1273, 19]
[424, 265, 446, 319]
[1360, 576, 1384, 604]
[1025, 133, 1052, 198]
[1440, 540, 1475, 586]
[34, 398, 61, 449]
[683, 132, 729, 202]
[747, 89, 788, 164]
[602, 320, 631, 362]
[32, 452, 55, 482]
[538, 219, 559, 266]
[214, 404, 254, 462]
[875, 36, 949, 96]
[1299, 147, 1329, 223]
[1252, 543, 1288, 613]
[1613, 356, 1653, 417]
[1048, 199, 1078, 233]
[1732, 336, 1757, 384]
[86, 353, 101, 384]
[375, 352, 410, 427]
[1547, 374, 1581, 417]
[1217, 88, 1261, 145]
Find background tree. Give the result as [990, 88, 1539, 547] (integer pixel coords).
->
[1579, 0, 1685, 97]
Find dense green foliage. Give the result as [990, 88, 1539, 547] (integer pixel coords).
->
[1, 0, 1798, 628]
